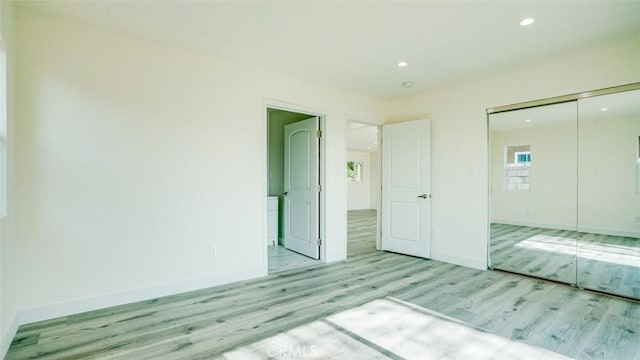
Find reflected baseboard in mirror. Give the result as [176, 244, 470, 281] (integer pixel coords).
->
[490, 223, 577, 284]
[577, 232, 640, 300]
[488, 82, 640, 301]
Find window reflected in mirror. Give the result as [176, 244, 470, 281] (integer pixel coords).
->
[505, 145, 531, 191]
[489, 85, 640, 301]
[489, 101, 578, 285]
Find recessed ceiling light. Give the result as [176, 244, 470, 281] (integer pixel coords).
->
[525, 119, 532, 122]
[600, 107, 609, 112]
[367, 147, 372, 150]
[520, 18, 535, 26]
[397, 61, 408, 67]
[373, 141, 378, 145]
[402, 81, 414, 88]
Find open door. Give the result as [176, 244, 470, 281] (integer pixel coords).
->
[381, 119, 431, 258]
[284, 117, 320, 259]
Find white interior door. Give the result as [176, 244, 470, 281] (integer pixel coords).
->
[284, 117, 320, 259]
[381, 119, 431, 258]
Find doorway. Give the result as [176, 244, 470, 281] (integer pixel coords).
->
[347, 119, 432, 260]
[347, 121, 380, 257]
[266, 106, 323, 273]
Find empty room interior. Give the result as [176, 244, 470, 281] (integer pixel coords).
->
[1, 1, 640, 359]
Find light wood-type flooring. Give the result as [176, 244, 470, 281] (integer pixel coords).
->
[490, 223, 640, 299]
[7, 210, 640, 359]
[267, 245, 320, 274]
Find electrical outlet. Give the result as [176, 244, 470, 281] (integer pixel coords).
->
[209, 247, 217, 257]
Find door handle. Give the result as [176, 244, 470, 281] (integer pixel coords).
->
[284, 191, 288, 196]
[418, 194, 431, 199]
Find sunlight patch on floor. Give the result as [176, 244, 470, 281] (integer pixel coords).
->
[516, 234, 640, 268]
[220, 297, 570, 359]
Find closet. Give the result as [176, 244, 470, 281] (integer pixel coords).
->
[488, 83, 640, 300]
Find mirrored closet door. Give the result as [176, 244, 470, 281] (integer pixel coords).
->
[577, 89, 640, 299]
[489, 102, 578, 285]
[489, 84, 640, 300]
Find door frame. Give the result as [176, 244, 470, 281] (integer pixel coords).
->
[346, 116, 383, 251]
[263, 99, 326, 272]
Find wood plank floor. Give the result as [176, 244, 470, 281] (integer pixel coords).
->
[267, 245, 320, 274]
[490, 223, 578, 284]
[7, 211, 640, 359]
[577, 232, 640, 299]
[490, 223, 640, 299]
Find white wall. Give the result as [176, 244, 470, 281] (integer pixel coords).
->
[382, 35, 640, 270]
[13, 8, 380, 323]
[347, 150, 371, 210]
[491, 113, 640, 237]
[490, 122, 578, 229]
[0, 0, 17, 356]
[578, 114, 640, 236]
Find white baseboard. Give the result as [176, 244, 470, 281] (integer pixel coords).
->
[491, 218, 575, 231]
[577, 226, 640, 239]
[431, 251, 487, 271]
[17, 268, 265, 327]
[0, 314, 19, 359]
[491, 219, 640, 238]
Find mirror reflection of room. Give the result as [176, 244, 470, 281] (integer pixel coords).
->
[489, 102, 578, 285]
[577, 89, 640, 299]
[489, 87, 640, 301]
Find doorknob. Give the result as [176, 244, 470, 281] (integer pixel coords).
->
[418, 194, 431, 199]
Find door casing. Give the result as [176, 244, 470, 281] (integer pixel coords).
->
[263, 100, 326, 273]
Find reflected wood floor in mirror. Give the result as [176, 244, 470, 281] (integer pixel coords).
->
[491, 223, 578, 283]
[7, 212, 640, 359]
[491, 223, 640, 299]
[578, 232, 640, 299]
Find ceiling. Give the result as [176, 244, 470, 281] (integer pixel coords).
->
[490, 88, 640, 131]
[348, 122, 378, 152]
[15, 1, 640, 100]
[579, 88, 640, 123]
